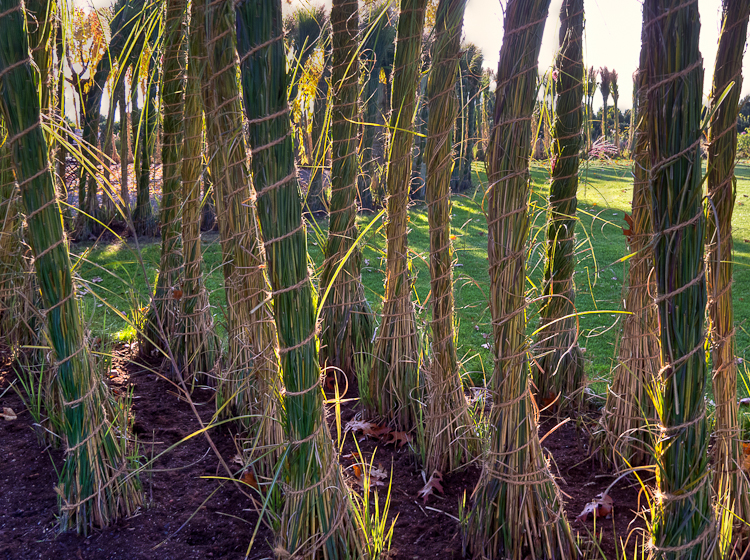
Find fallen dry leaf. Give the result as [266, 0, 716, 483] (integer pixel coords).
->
[417, 471, 444, 504]
[345, 420, 390, 439]
[241, 470, 258, 490]
[576, 493, 614, 522]
[385, 431, 411, 448]
[1, 407, 17, 420]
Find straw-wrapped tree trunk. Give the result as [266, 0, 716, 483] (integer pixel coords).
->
[705, 0, 750, 549]
[202, 0, 282, 454]
[176, 0, 218, 380]
[0, 0, 141, 532]
[142, 0, 185, 356]
[463, 1, 574, 558]
[611, 70, 620, 154]
[599, 67, 610, 141]
[422, 0, 477, 474]
[367, 0, 426, 431]
[533, 0, 585, 411]
[319, 0, 375, 381]
[236, 1, 365, 557]
[598, 29, 659, 469]
[643, 1, 717, 557]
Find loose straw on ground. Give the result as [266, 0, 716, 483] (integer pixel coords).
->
[463, 1, 574, 558]
[0, 0, 142, 533]
[422, 0, 478, 475]
[643, 0, 718, 557]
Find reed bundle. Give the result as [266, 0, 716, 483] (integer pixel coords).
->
[319, 0, 375, 381]
[533, 0, 585, 411]
[585, 66, 597, 152]
[143, 0, 186, 357]
[600, 67, 611, 142]
[202, 0, 283, 460]
[463, 1, 574, 558]
[237, 1, 364, 556]
[598, 30, 658, 469]
[0, 0, 141, 532]
[643, 1, 717, 557]
[611, 70, 620, 153]
[177, 0, 218, 380]
[705, 0, 750, 548]
[422, 0, 477, 474]
[367, 0, 426, 432]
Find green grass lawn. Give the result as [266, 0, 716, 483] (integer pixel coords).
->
[73, 160, 750, 400]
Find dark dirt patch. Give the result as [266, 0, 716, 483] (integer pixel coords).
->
[1, 345, 647, 559]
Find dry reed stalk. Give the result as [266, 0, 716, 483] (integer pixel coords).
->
[319, 0, 375, 381]
[367, 0, 426, 432]
[143, 0, 186, 357]
[463, 1, 574, 558]
[598, 31, 659, 469]
[176, 0, 218, 381]
[202, 0, 283, 465]
[237, 1, 365, 557]
[0, 0, 141, 532]
[705, 0, 750, 549]
[643, 0, 717, 557]
[533, 0, 585, 411]
[422, 0, 477, 474]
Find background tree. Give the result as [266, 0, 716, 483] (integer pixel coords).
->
[611, 69, 620, 153]
[463, 0, 574, 557]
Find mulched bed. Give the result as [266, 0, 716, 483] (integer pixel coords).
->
[0, 344, 646, 559]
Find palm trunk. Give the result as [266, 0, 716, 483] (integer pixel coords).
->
[705, 0, 750, 551]
[643, 1, 717, 557]
[202, 0, 282, 459]
[142, 0, 185, 356]
[422, 0, 477, 474]
[319, 0, 375, 383]
[533, 0, 585, 411]
[463, 1, 573, 558]
[236, 1, 364, 556]
[0, 1, 141, 532]
[367, 0, 426, 431]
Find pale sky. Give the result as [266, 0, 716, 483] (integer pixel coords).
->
[282, 0, 750, 111]
[77, 0, 750, 114]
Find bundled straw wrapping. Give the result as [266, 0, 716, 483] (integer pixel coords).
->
[0, 0, 141, 533]
[319, 0, 375, 383]
[463, 1, 574, 558]
[598, 32, 658, 468]
[422, 0, 477, 474]
[705, 0, 750, 549]
[367, 0, 426, 432]
[643, 0, 717, 557]
[237, 0, 365, 557]
[533, 0, 585, 411]
[202, 0, 283, 461]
